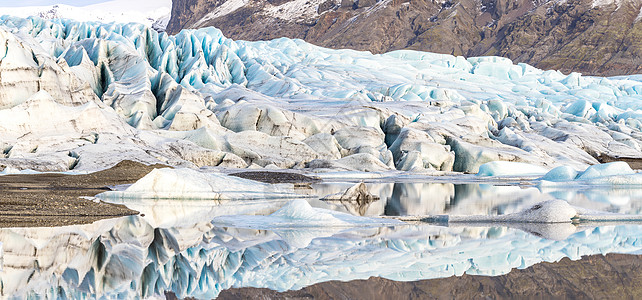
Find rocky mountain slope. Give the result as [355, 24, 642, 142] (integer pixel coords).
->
[166, 0, 642, 76]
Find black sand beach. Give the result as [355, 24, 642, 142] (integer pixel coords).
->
[0, 160, 167, 227]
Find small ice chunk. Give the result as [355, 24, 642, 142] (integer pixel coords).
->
[540, 166, 579, 182]
[449, 200, 577, 223]
[576, 162, 634, 180]
[510, 200, 577, 223]
[476, 161, 549, 177]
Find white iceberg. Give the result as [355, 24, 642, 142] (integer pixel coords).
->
[98, 168, 304, 200]
[476, 161, 550, 177]
[540, 162, 642, 186]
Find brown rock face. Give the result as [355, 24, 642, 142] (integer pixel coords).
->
[166, 0, 642, 76]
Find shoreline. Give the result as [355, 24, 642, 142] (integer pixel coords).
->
[0, 160, 166, 228]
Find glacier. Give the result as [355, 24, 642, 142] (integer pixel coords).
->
[1, 16, 642, 174]
[0, 1, 171, 30]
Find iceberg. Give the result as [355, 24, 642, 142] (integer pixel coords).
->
[476, 161, 550, 177]
[97, 168, 304, 200]
[539, 162, 642, 186]
[576, 161, 635, 179]
[540, 165, 579, 182]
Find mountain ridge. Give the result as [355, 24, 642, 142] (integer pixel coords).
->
[166, 0, 642, 76]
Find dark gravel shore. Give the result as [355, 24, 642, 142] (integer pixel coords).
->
[229, 171, 321, 184]
[0, 160, 167, 228]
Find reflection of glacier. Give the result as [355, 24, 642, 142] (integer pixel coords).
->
[2, 214, 642, 299]
[314, 182, 642, 217]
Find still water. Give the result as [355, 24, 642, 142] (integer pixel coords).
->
[1, 182, 642, 299]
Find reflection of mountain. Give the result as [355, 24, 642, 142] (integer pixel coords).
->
[219, 253, 642, 299]
[1, 210, 642, 298]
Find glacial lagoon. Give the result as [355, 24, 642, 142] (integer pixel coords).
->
[2, 180, 642, 299]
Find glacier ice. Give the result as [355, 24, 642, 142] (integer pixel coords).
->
[447, 200, 576, 223]
[2, 16, 642, 173]
[211, 199, 401, 236]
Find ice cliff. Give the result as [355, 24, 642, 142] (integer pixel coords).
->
[2, 16, 642, 173]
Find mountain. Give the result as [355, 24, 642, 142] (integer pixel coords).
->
[0, 0, 172, 31]
[166, 0, 642, 76]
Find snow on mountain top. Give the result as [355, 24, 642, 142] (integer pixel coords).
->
[0, 0, 171, 29]
[193, 0, 327, 28]
[193, 0, 249, 27]
[263, 0, 325, 21]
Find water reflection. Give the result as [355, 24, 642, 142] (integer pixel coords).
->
[2, 182, 642, 298]
[1, 213, 642, 298]
[312, 182, 642, 216]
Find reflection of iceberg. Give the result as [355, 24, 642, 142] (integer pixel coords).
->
[314, 181, 642, 218]
[212, 199, 400, 229]
[445, 222, 579, 241]
[2, 213, 642, 299]
[212, 199, 401, 248]
[540, 185, 642, 214]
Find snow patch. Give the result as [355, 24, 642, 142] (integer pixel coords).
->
[193, 0, 250, 27]
[592, 0, 622, 8]
[263, 0, 324, 21]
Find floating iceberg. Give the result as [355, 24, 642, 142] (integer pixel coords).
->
[98, 168, 304, 200]
[540, 162, 642, 186]
[476, 161, 550, 177]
